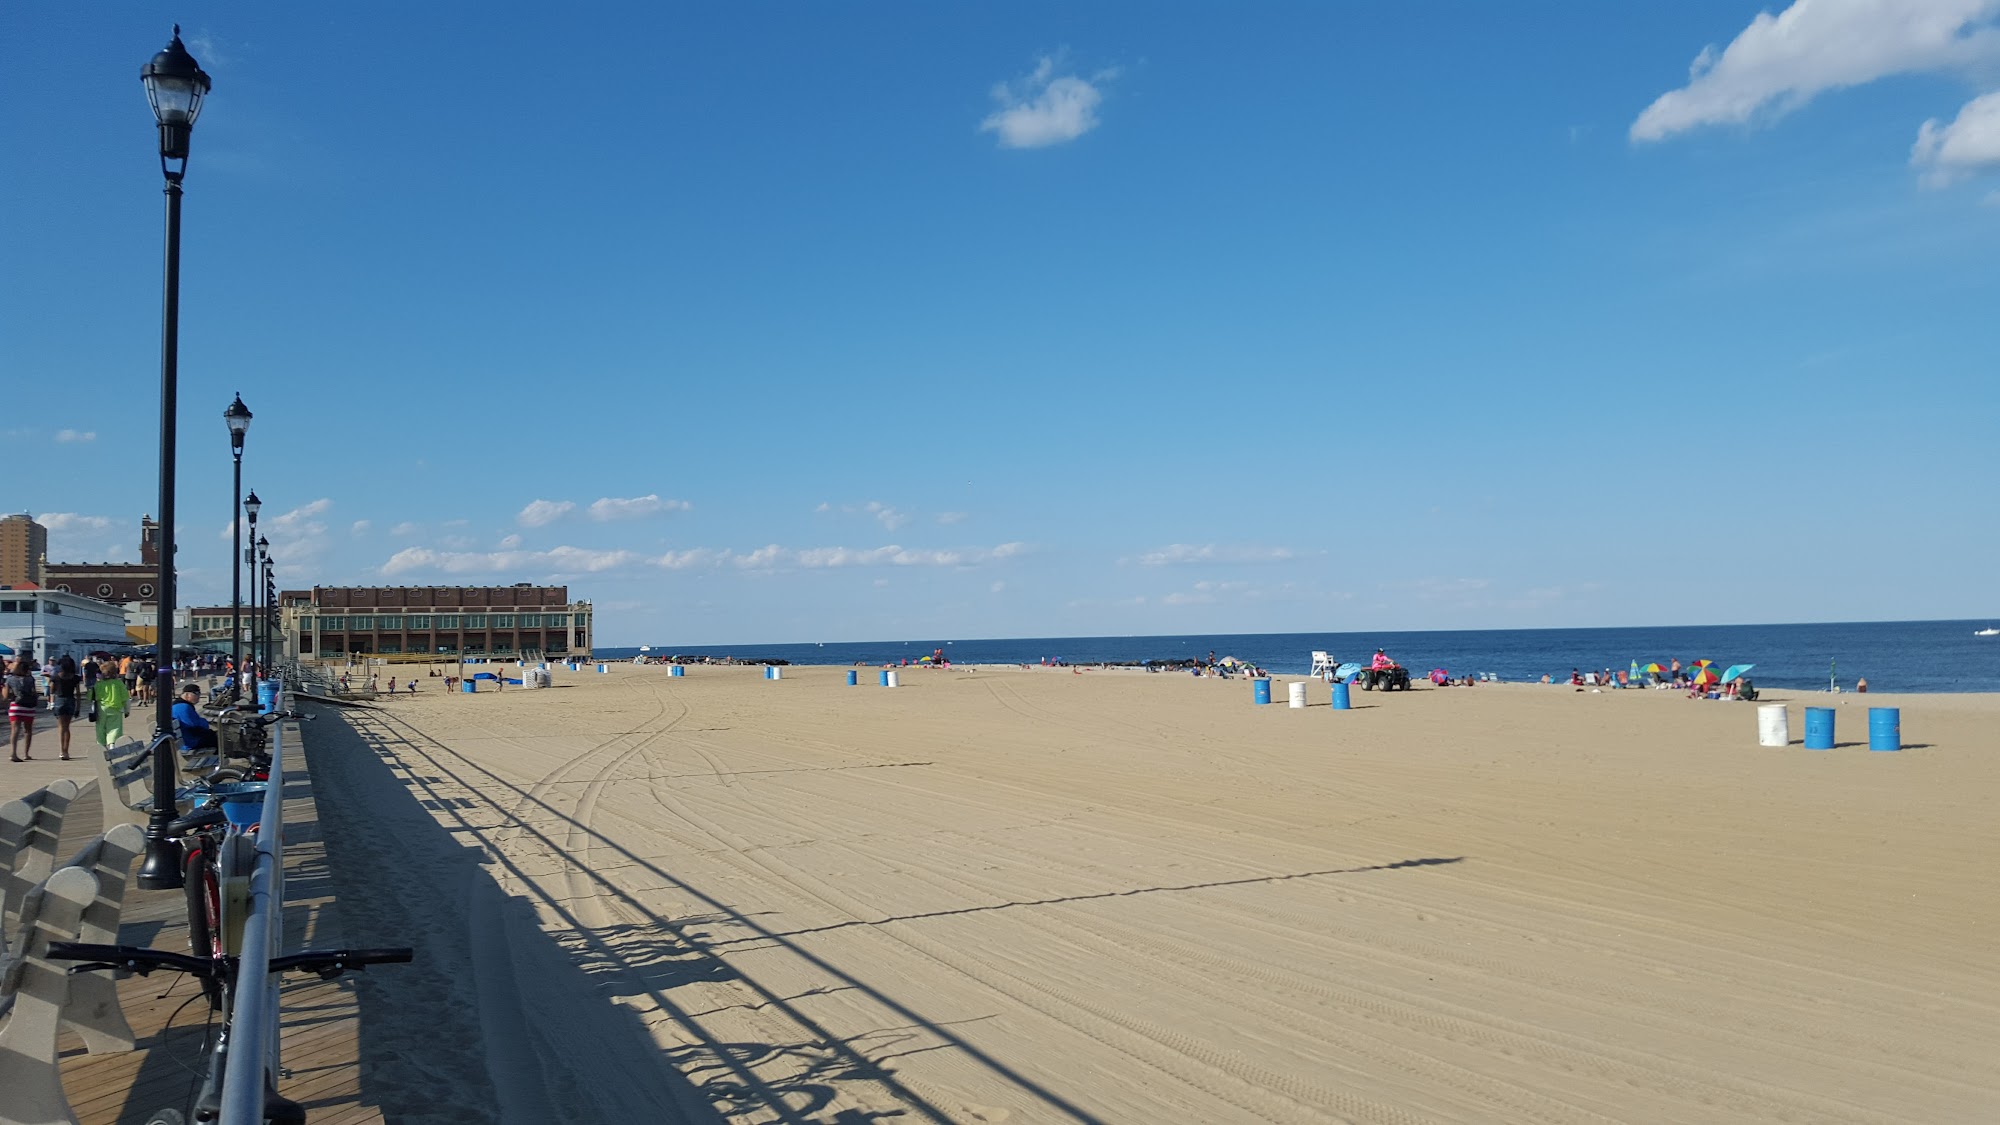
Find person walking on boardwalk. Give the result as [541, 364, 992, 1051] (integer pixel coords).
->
[49, 655, 82, 760]
[93, 658, 130, 749]
[5, 656, 40, 761]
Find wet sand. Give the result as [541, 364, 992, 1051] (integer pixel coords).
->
[300, 664, 2000, 1124]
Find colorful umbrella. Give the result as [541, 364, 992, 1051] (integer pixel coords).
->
[1642, 662, 1664, 674]
[1722, 663, 1754, 683]
[1690, 659, 1714, 669]
[1691, 667, 1720, 685]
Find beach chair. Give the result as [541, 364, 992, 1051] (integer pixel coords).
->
[1308, 651, 1336, 678]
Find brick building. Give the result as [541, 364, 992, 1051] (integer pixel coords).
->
[285, 584, 591, 660]
[44, 518, 163, 605]
[0, 513, 49, 587]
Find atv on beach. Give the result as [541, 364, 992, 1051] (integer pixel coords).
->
[1357, 664, 1412, 691]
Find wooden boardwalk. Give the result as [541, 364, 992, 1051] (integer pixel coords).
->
[51, 727, 390, 1125]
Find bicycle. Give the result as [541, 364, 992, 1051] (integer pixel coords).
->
[47, 941, 412, 1124]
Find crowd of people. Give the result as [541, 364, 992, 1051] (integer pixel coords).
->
[1, 648, 274, 764]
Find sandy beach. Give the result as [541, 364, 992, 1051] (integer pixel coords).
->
[296, 664, 2000, 1124]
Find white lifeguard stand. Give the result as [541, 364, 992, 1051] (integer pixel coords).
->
[1309, 650, 1337, 678]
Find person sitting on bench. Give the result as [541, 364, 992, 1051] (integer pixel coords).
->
[172, 684, 219, 752]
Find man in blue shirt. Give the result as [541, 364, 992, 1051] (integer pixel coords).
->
[173, 684, 218, 752]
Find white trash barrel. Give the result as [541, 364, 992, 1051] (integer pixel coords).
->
[1288, 681, 1307, 709]
[1757, 704, 1789, 747]
[886, 670, 900, 688]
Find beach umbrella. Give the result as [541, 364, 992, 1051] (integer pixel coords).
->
[1642, 662, 1664, 674]
[1333, 662, 1363, 681]
[1691, 667, 1720, 686]
[1690, 659, 1714, 669]
[1722, 663, 1754, 683]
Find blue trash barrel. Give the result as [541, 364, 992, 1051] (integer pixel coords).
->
[670, 665, 684, 677]
[847, 670, 858, 686]
[256, 680, 278, 713]
[1252, 678, 1271, 705]
[879, 670, 890, 686]
[597, 663, 608, 674]
[462, 681, 477, 693]
[1804, 707, 1836, 750]
[1331, 681, 1351, 710]
[1868, 707, 1901, 751]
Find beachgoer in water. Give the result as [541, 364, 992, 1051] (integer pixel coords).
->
[1857, 678, 1869, 693]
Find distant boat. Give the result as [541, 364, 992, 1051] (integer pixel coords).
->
[1977, 627, 2000, 637]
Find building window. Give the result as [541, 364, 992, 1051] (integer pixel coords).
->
[516, 614, 539, 628]
[464, 615, 486, 628]
[319, 616, 345, 630]
[378, 616, 402, 630]
[492, 615, 514, 628]
[46, 602, 61, 615]
[545, 614, 567, 627]
[98, 584, 113, 596]
[407, 615, 430, 629]
[436, 615, 458, 628]
[349, 617, 373, 631]
[139, 584, 154, 597]
[57, 584, 70, 593]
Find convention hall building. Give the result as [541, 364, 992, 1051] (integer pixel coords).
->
[283, 584, 592, 660]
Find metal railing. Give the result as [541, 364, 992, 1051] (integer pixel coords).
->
[218, 693, 287, 1125]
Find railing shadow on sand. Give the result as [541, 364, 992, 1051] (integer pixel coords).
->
[312, 705, 1466, 1125]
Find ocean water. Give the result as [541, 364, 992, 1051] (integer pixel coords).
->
[599, 619, 2000, 693]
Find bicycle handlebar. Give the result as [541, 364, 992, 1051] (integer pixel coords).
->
[47, 942, 415, 979]
[270, 948, 414, 974]
[46, 942, 211, 977]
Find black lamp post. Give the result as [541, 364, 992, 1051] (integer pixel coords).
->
[138, 27, 212, 892]
[225, 396, 252, 699]
[257, 535, 272, 670]
[265, 569, 278, 668]
[243, 491, 260, 678]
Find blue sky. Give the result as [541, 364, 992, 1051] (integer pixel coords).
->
[7, 2, 1998, 646]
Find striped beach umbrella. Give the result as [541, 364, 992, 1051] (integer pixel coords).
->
[1691, 666, 1720, 686]
[1642, 662, 1664, 674]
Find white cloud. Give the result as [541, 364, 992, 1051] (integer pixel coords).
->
[588, 494, 691, 521]
[1136, 543, 1295, 566]
[650, 541, 1026, 572]
[937, 511, 968, 525]
[1913, 88, 2000, 181]
[981, 55, 1113, 149]
[267, 499, 331, 535]
[990, 581, 1006, 593]
[390, 521, 420, 537]
[38, 513, 112, 532]
[261, 499, 334, 567]
[351, 520, 372, 535]
[1631, 0, 2000, 142]
[497, 533, 522, 549]
[517, 499, 576, 527]
[863, 501, 910, 531]
[54, 429, 96, 443]
[381, 544, 642, 578]
[1161, 579, 1248, 606]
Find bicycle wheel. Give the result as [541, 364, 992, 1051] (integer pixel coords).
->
[182, 843, 224, 1010]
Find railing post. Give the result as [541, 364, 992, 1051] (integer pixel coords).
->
[217, 720, 286, 1125]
